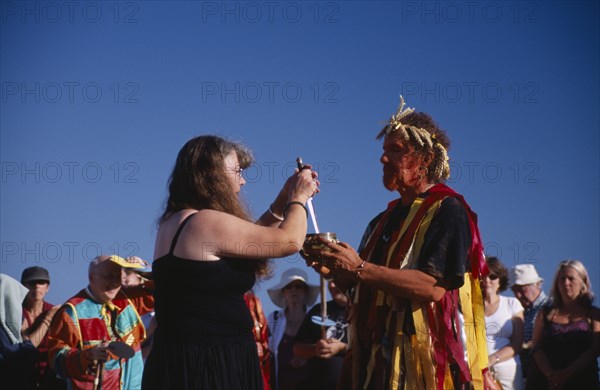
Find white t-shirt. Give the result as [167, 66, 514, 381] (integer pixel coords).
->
[485, 295, 525, 390]
[485, 295, 524, 355]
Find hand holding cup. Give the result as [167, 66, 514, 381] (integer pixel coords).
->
[301, 233, 339, 278]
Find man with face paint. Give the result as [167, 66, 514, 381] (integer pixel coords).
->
[303, 97, 492, 389]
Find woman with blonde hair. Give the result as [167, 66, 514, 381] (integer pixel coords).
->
[526, 259, 600, 389]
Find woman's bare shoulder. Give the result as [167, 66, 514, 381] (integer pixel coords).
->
[589, 306, 600, 321]
[185, 209, 248, 231]
[154, 209, 200, 257]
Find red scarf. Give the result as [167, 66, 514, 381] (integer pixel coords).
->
[355, 183, 489, 388]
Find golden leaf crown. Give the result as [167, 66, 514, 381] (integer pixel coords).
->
[383, 96, 450, 182]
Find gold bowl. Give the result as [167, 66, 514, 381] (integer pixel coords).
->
[302, 233, 338, 264]
[303, 232, 338, 249]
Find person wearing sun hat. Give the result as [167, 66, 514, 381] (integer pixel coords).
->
[267, 268, 319, 390]
[47, 255, 154, 390]
[509, 264, 549, 379]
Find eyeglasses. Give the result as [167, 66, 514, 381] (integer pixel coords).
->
[226, 168, 244, 177]
[487, 274, 499, 281]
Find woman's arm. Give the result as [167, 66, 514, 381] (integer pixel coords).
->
[177, 169, 317, 260]
[22, 306, 60, 347]
[255, 182, 291, 228]
[196, 204, 308, 259]
[489, 310, 524, 365]
[256, 165, 318, 228]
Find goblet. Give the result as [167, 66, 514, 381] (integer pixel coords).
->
[303, 232, 339, 336]
[302, 232, 339, 277]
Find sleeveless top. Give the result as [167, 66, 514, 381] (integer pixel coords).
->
[152, 213, 256, 344]
[526, 306, 600, 389]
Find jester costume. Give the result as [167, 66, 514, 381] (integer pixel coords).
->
[47, 286, 154, 389]
[341, 184, 489, 390]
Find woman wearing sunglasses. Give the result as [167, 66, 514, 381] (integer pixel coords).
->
[483, 256, 525, 390]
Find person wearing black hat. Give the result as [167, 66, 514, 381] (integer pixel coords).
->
[21, 266, 65, 389]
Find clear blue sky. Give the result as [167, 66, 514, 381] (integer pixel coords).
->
[1, 1, 598, 318]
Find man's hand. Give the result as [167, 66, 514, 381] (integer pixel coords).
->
[305, 240, 363, 280]
[85, 342, 110, 363]
[124, 256, 147, 267]
[46, 305, 60, 320]
[314, 338, 346, 359]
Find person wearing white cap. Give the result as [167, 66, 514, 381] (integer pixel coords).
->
[509, 264, 549, 379]
[267, 268, 319, 390]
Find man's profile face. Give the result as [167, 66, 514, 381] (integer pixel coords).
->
[511, 283, 539, 308]
[90, 261, 123, 303]
[380, 135, 424, 192]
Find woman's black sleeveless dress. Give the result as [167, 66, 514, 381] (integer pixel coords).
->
[142, 214, 263, 389]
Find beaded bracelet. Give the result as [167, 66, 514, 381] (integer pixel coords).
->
[355, 260, 367, 280]
[268, 204, 284, 221]
[283, 201, 308, 218]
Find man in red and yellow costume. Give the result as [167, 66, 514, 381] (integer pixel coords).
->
[303, 97, 491, 389]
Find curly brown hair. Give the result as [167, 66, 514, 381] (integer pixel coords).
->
[160, 135, 269, 277]
[377, 111, 451, 183]
[485, 256, 509, 292]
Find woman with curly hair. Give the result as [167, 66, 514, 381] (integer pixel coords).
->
[527, 260, 600, 390]
[483, 257, 525, 390]
[142, 135, 319, 389]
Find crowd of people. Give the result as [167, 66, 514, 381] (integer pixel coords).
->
[1, 99, 598, 389]
[2, 258, 597, 389]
